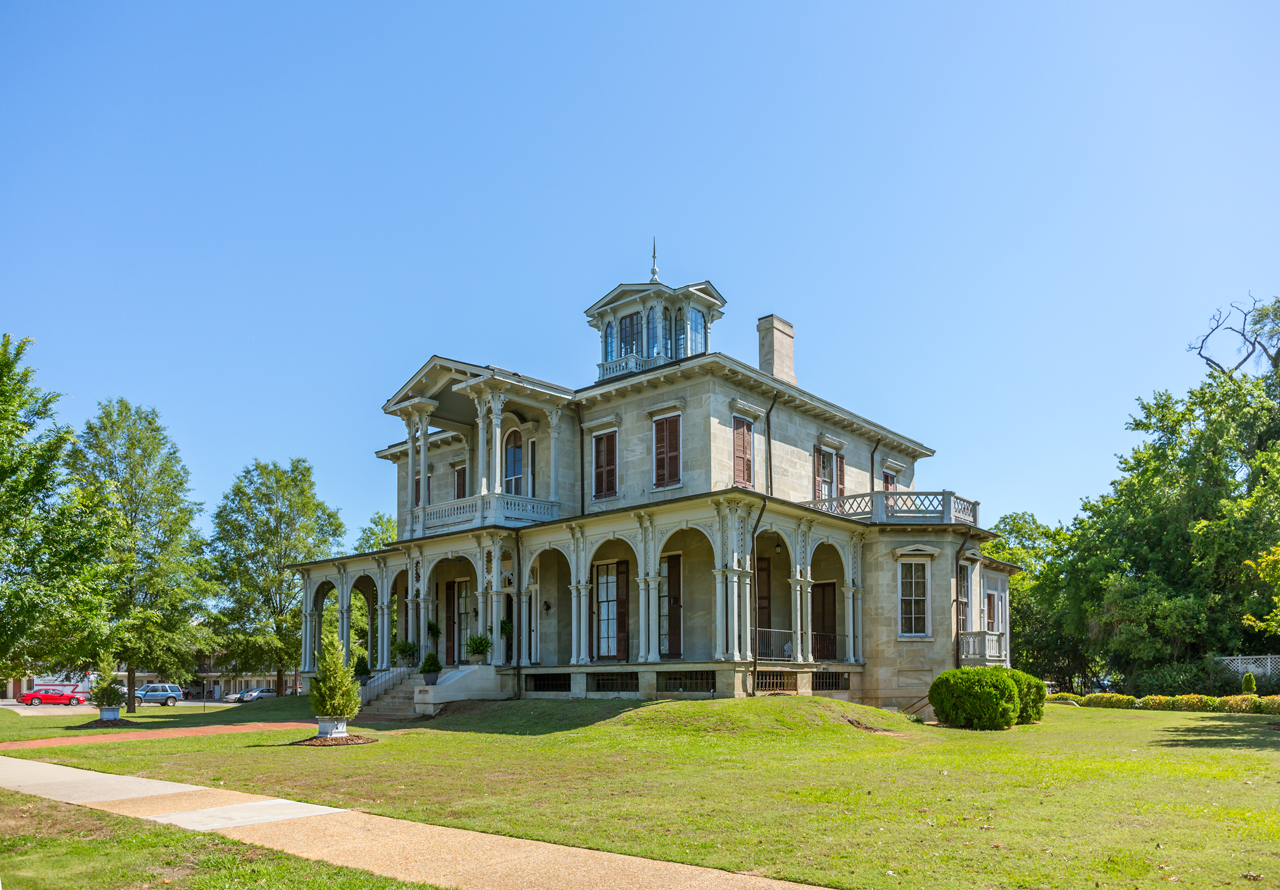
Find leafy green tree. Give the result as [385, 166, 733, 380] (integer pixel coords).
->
[0, 335, 116, 676]
[69, 398, 214, 711]
[353, 511, 397, 554]
[211, 458, 343, 696]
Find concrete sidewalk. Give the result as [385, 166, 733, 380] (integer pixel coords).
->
[0, 755, 817, 890]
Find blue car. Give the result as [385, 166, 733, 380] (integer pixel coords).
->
[134, 683, 184, 707]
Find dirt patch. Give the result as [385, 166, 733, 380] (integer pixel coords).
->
[1266, 723, 1280, 732]
[292, 734, 379, 747]
[0, 792, 117, 840]
[70, 718, 142, 729]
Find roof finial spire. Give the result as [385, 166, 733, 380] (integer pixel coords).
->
[650, 238, 660, 283]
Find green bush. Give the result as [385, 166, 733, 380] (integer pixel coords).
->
[309, 634, 361, 719]
[1171, 694, 1218, 712]
[928, 668, 1020, 730]
[1216, 694, 1257, 713]
[992, 666, 1047, 723]
[465, 633, 492, 657]
[1251, 695, 1280, 715]
[88, 654, 126, 709]
[1242, 672, 1257, 695]
[1127, 657, 1239, 697]
[1047, 692, 1084, 703]
[418, 652, 442, 674]
[351, 653, 370, 677]
[1137, 695, 1174, 710]
[1082, 693, 1137, 709]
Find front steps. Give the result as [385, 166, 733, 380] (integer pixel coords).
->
[358, 675, 426, 721]
[413, 665, 516, 717]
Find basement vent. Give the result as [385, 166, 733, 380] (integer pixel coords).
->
[657, 671, 716, 694]
[756, 671, 798, 693]
[525, 673, 571, 693]
[812, 672, 850, 691]
[588, 672, 639, 693]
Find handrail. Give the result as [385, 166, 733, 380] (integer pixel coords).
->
[803, 490, 980, 527]
[359, 666, 410, 707]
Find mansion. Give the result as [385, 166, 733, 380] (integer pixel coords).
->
[294, 267, 1016, 715]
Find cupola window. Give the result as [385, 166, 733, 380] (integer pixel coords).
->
[646, 307, 660, 357]
[605, 322, 616, 361]
[662, 307, 673, 357]
[504, 430, 523, 496]
[619, 312, 642, 356]
[675, 308, 686, 358]
[690, 307, 707, 355]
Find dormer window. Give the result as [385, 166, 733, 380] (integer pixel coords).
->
[619, 312, 642, 356]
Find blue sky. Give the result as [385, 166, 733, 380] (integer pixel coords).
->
[3, 4, 1278, 544]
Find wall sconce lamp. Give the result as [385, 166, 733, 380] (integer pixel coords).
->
[775, 543, 782, 555]
[543, 601, 552, 613]
[472, 607, 479, 618]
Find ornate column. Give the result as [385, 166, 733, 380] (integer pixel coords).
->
[739, 570, 753, 661]
[636, 569, 649, 663]
[378, 601, 391, 670]
[489, 394, 507, 496]
[580, 581, 592, 663]
[492, 590, 505, 665]
[790, 578, 802, 663]
[473, 397, 489, 496]
[404, 415, 416, 533]
[854, 589, 864, 663]
[843, 585, 856, 664]
[300, 611, 312, 672]
[648, 576, 662, 662]
[727, 572, 740, 661]
[569, 584, 582, 665]
[519, 591, 532, 666]
[712, 569, 727, 661]
[548, 408, 561, 502]
[339, 603, 352, 666]
[417, 410, 430, 508]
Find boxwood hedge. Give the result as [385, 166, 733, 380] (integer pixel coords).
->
[992, 666, 1047, 724]
[928, 667, 1020, 730]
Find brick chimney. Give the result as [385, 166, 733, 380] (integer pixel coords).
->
[757, 315, 796, 385]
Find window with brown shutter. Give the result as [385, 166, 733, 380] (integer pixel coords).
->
[813, 446, 823, 500]
[413, 475, 421, 507]
[836, 452, 845, 497]
[593, 431, 617, 499]
[455, 466, 466, 500]
[653, 415, 681, 488]
[733, 417, 753, 486]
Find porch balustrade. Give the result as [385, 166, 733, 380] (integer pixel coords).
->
[804, 490, 979, 527]
[810, 632, 848, 663]
[409, 492, 560, 536]
[959, 630, 1006, 662]
[596, 353, 667, 380]
[756, 628, 795, 662]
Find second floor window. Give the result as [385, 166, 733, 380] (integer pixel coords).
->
[413, 475, 421, 507]
[654, 414, 681, 488]
[883, 471, 897, 491]
[733, 416, 753, 486]
[593, 431, 617, 499]
[619, 312, 642, 356]
[813, 447, 843, 499]
[957, 564, 970, 632]
[455, 466, 467, 499]
[504, 431, 523, 496]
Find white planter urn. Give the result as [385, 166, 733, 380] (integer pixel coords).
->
[316, 716, 349, 738]
[98, 706, 121, 721]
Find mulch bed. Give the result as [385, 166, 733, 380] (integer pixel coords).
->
[291, 735, 378, 747]
[1267, 723, 1280, 732]
[71, 718, 142, 729]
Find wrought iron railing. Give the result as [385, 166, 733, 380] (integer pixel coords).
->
[810, 632, 848, 662]
[804, 490, 979, 527]
[359, 666, 410, 706]
[756, 628, 796, 662]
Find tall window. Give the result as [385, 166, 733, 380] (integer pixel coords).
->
[504, 431, 523, 495]
[882, 471, 897, 491]
[662, 307, 673, 357]
[957, 564, 970, 632]
[675, 308, 686, 357]
[985, 574, 1006, 632]
[653, 414, 681, 488]
[455, 466, 466, 499]
[647, 307, 660, 357]
[593, 431, 617, 499]
[605, 322, 616, 361]
[619, 312, 642, 356]
[528, 439, 536, 498]
[818, 450, 835, 498]
[659, 554, 681, 657]
[689, 307, 706, 354]
[900, 562, 928, 636]
[413, 475, 421, 507]
[595, 563, 618, 658]
[733, 416, 753, 486]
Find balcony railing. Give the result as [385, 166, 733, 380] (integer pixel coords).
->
[810, 632, 848, 663]
[959, 630, 1006, 662]
[756, 628, 796, 662]
[804, 490, 980, 527]
[408, 493, 561, 537]
[597, 353, 668, 380]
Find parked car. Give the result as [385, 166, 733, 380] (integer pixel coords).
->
[222, 691, 242, 702]
[18, 687, 87, 707]
[133, 683, 184, 707]
[239, 687, 277, 702]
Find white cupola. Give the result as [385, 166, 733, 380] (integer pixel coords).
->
[584, 279, 727, 381]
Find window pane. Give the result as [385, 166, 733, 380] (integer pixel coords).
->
[597, 564, 617, 657]
[690, 308, 706, 354]
[619, 312, 642, 356]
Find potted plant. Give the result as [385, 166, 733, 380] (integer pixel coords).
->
[88, 654, 125, 721]
[418, 651, 442, 685]
[465, 633, 492, 664]
[394, 639, 418, 668]
[426, 620, 442, 653]
[309, 633, 361, 739]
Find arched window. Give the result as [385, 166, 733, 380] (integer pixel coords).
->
[504, 430, 523, 496]
[604, 322, 616, 361]
[619, 312, 641, 356]
[690, 307, 706, 355]
[675, 308, 686, 358]
[646, 307, 659, 357]
[662, 307, 673, 357]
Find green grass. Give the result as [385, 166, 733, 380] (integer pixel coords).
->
[6, 697, 1280, 888]
[0, 696, 318, 743]
[0, 788, 443, 889]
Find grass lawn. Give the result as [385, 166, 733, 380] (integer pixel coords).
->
[4, 697, 1278, 889]
[0, 788, 443, 889]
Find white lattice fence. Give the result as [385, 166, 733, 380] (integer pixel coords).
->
[1219, 655, 1280, 677]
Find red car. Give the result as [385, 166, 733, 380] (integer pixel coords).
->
[18, 687, 86, 706]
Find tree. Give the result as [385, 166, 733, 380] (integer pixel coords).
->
[353, 511, 397, 554]
[308, 633, 360, 719]
[211, 458, 344, 697]
[69, 398, 214, 712]
[1245, 543, 1280, 638]
[0, 335, 116, 676]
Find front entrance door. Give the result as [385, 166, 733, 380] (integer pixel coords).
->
[812, 582, 837, 660]
[445, 581, 456, 665]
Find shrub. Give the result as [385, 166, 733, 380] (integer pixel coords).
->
[1137, 695, 1174, 710]
[1251, 695, 1280, 715]
[88, 654, 126, 709]
[1242, 672, 1257, 695]
[1047, 692, 1084, 703]
[351, 654, 370, 677]
[1127, 657, 1239, 697]
[465, 633, 492, 657]
[309, 634, 361, 719]
[992, 667, 1047, 723]
[1171, 694, 1218, 712]
[1082, 693, 1137, 709]
[1216, 695, 1258, 714]
[418, 652, 442, 674]
[928, 668, 1020, 730]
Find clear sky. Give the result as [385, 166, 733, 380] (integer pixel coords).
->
[3, 4, 1278, 545]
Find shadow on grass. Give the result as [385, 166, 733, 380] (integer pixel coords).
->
[411, 698, 656, 736]
[1152, 714, 1280, 750]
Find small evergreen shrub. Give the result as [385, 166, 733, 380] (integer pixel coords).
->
[1082, 693, 1137, 709]
[1171, 694, 1217, 712]
[1046, 692, 1084, 703]
[1137, 695, 1174, 710]
[88, 654, 126, 709]
[928, 668, 1020, 730]
[992, 666, 1047, 723]
[418, 652, 442, 674]
[309, 634, 361, 719]
[1242, 672, 1257, 695]
[1216, 695, 1258, 713]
